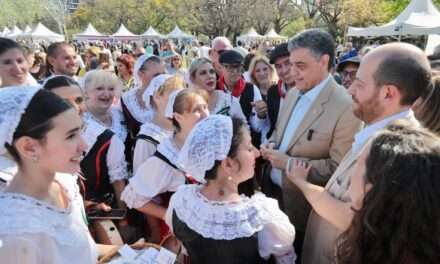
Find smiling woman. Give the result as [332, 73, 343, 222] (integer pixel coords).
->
[0, 86, 99, 264]
[0, 38, 30, 87]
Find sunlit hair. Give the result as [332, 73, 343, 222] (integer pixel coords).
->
[151, 75, 186, 110]
[336, 120, 440, 264]
[248, 55, 277, 86]
[189, 57, 213, 81]
[171, 88, 208, 132]
[83, 69, 123, 97]
[413, 76, 440, 136]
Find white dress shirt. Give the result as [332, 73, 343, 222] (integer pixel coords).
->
[271, 75, 331, 186]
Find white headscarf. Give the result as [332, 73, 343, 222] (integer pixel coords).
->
[142, 74, 173, 108]
[164, 88, 185, 119]
[133, 53, 159, 90]
[177, 115, 233, 183]
[0, 86, 41, 155]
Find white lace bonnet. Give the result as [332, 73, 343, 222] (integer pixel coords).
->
[133, 53, 158, 90]
[0, 86, 41, 155]
[177, 115, 233, 183]
[164, 88, 185, 119]
[142, 74, 173, 108]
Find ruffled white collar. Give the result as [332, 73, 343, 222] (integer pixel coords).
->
[156, 136, 180, 167]
[0, 173, 88, 246]
[171, 185, 279, 240]
[81, 118, 107, 155]
[121, 88, 153, 123]
[139, 122, 173, 143]
[83, 108, 127, 142]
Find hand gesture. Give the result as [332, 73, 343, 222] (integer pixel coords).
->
[286, 159, 311, 184]
[251, 100, 268, 118]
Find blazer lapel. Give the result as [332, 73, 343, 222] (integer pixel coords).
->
[287, 79, 335, 150]
[275, 89, 300, 144]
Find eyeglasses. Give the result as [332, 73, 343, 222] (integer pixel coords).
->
[222, 64, 243, 73]
[341, 70, 357, 80]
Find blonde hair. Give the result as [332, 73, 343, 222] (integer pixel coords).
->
[83, 70, 123, 96]
[172, 88, 209, 131]
[157, 75, 185, 96]
[248, 56, 277, 86]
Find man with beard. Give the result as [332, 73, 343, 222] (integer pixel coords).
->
[286, 42, 431, 264]
[46, 42, 80, 79]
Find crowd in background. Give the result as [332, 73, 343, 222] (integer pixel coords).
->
[0, 27, 439, 264]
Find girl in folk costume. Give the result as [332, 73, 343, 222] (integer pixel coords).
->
[133, 74, 184, 173]
[0, 87, 110, 263]
[43, 76, 130, 243]
[189, 57, 246, 121]
[120, 54, 166, 137]
[166, 115, 296, 264]
[122, 89, 209, 243]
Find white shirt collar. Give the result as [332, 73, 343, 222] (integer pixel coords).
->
[301, 74, 331, 102]
[352, 109, 414, 153]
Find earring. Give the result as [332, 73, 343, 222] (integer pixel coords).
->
[31, 154, 39, 162]
[227, 176, 233, 181]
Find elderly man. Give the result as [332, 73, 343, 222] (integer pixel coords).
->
[287, 42, 432, 264]
[261, 29, 361, 258]
[209, 36, 233, 76]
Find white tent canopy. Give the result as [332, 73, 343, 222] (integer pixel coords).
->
[73, 23, 108, 40]
[348, 0, 440, 37]
[7, 26, 23, 39]
[237, 28, 264, 43]
[1, 27, 10, 37]
[111, 24, 139, 40]
[20, 23, 64, 42]
[167, 25, 194, 39]
[264, 29, 288, 41]
[23, 25, 32, 34]
[141, 26, 163, 39]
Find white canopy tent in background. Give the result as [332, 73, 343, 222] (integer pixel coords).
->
[264, 29, 288, 41]
[19, 23, 64, 42]
[141, 26, 163, 40]
[7, 26, 23, 39]
[23, 25, 32, 34]
[1, 27, 10, 37]
[111, 24, 139, 41]
[348, 0, 440, 37]
[73, 23, 109, 41]
[237, 28, 264, 43]
[167, 25, 194, 40]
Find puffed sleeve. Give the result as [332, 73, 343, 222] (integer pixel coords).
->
[106, 135, 129, 183]
[121, 157, 185, 209]
[0, 236, 40, 264]
[132, 139, 157, 174]
[230, 96, 248, 123]
[257, 195, 297, 263]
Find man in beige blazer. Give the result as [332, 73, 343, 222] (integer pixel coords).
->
[286, 42, 432, 264]
[261, 29, 362, 257]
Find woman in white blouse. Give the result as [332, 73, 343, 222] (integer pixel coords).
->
[166, 115, 296, 264]
[122, 88, 209, 243]
[0, 86, 115, 263]
[189, 57, 247, 121]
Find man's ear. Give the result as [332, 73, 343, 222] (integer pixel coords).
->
[382, 84, 400, 102]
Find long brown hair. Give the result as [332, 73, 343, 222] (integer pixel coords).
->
[336, 121, 440, 264]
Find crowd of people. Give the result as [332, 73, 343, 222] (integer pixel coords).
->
[0, 27, 439, 264]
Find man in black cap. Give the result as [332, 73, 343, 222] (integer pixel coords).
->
[336, 56, 360, 89]
[217, 49, 268, 195]
[266, 43, 296, 139]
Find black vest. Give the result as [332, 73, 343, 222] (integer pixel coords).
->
[80, 129, 115, 204]
[172, 212, 272, 264]
[266, 84, 282, 139]
[239, 83, 255, 120]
